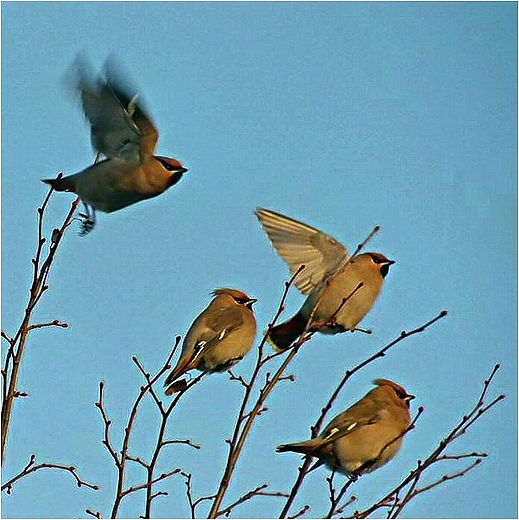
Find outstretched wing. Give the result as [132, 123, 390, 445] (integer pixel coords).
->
[69, 55, 158, 162]
[255, 208, 349, 295]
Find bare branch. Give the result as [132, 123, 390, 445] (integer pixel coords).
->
[127, 455, 150, 469]
[217, 484, 289, 517]
[279, 311, 447, 518]
[208, 267, 305, 517]
[94, 381, 121, 467]
[181, 471, 216, 519]
[1, 331, 15, 345]
[95, 337, 208, 519]
[288, 504, 311, 519]
[410, 458, 483, 497]
[119, 468, 181, 498]
[2, 191, 80, 465]
[2, 453, 99, 494]
[161, 439, 202, 450]
[228, 369, 250, 389]
[350, 364, 504, 519]
[26, 320, 69, 332]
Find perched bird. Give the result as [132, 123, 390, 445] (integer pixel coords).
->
[164, 288, 257, 395]
[255, 208, 394, 350]
[277, 379, 414, 478]
[43, 57, 187, 234]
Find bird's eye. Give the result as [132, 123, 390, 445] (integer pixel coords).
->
[393, 388, 407, 400]
[370, 254, 385, 264]
[394, 389, 414, 406]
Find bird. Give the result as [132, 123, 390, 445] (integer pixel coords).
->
[164, 288, 257, 395]
[255, 208, 394, 350]
[43, 57, 187, 235]
[277, 379, 414, 478]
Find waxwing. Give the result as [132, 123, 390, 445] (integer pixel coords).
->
[277, 379, 414, 477]
[255, 208, 394, 350]
[164, 288, 257, 395]
[43, 56, 187, 235]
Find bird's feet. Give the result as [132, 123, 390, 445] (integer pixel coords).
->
[78, 205, 96, 236]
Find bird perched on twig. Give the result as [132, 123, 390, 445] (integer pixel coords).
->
[277, 379, 414, 478]
[255, 208, 394, 350]
[43, 56, 187, 235]
[164, 288, 257, 395]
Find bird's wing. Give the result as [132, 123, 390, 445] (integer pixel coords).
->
[255, 208, 349, 295]
[318, 407, 382, 448]
[164, 306, 244, 386]
[73, 57, 158, 162]
[196, 306, 245, 352]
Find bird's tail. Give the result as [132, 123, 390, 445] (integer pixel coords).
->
[267, 312, 308, 351]
[276, 439, 319, 455]
[42, 176, 76, 192]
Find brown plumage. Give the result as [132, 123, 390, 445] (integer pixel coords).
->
[277, 379, 414, 477]
[255, 208, 394, 350]
[164, 288, 257, 395]
[43, 57, 187, 234]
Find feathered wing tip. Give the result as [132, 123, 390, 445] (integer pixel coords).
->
[254, 207, 349, 295]
[61, 52, 96, 100]
[63, 53, 135, 103]
[42, 177, 76, 192]
[103, 55, 142, 105]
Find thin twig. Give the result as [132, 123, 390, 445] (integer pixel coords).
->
[217, 484, 289, 517]
[119, 469, 181, 498]
[350, 364, 504, 518]
[279, 310, 447, 518]
[2, 453, 99, 494]
[95, 338, 188, 519]
[181, 471, 216, 519]
[26, 320, 69, 332]
[324, 408, 423, 518]
[208, 267, 304, 518]
[95, 382, 121, 467]
[1, 191, 80, 465]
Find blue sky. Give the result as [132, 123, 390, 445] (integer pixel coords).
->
[2, 2, 517, 518]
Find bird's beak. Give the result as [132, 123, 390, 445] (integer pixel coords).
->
[386, 260, 396, 266]
[405, 394, 415, 401]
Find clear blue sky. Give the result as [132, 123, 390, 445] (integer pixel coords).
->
[2, 2, 517, 518]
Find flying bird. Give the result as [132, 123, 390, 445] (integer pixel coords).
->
[164, 288, 257, 395]
[43, 57, 187, 234]
[255, 208, 394, 350]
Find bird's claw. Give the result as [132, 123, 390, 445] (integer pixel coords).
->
[78, 204, 96, 236]
[79, 216, 95, 236]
